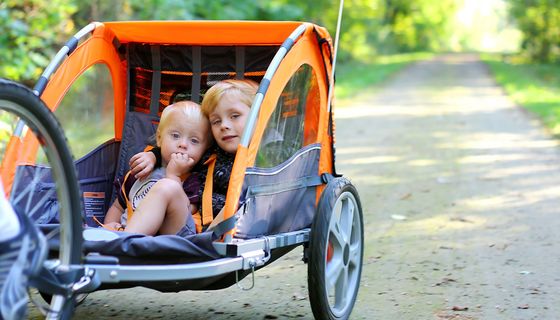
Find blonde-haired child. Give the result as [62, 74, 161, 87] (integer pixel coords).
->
[130, 79, 258, 231]
[104, 101, 212, 236]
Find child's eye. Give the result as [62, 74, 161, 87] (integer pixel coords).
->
[191, 138, 200, 145]
[171, 132, 180, 139]
[211, 119, 221, 126]
[231, 113, 240, 119]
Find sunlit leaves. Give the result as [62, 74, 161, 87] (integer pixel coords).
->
[507, 0, 560, 62]
[0, 1, 76, 86]
[2, 0, 542, 86]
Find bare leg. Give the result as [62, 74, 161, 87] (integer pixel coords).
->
[124, 178, 191, 235]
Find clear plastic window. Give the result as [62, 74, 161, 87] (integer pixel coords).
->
[54, 64, 114, 159]
[255, 64, 320, 168]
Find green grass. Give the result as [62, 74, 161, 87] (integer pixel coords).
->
[335, 52, 434, 100]
[481, 53, 560, 134]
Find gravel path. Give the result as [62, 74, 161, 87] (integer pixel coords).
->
[336, 53, 560, 319]
[29, 53, 560, 319]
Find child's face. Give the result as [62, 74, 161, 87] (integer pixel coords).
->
[208, 93, 251, 154]
[157, 112, 209, 167]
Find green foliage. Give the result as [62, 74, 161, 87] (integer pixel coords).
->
[335, 52, 434, 99]
[72, 0, 305, 23]
[53, 64, 115, 158]
[0, 0, 76, 86]
[482, 53, 560, 133]
[0, 0, 468, 85]
[507, 0, 560, 62]
[373, 0, 457, 53]
[0, 112, 16, 160]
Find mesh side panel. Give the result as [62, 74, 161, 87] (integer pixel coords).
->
[132, 69, 265, 114]
[128, 44, 275, 114]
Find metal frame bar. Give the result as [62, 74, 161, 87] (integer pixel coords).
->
[33, 22, 99, 96]
[91, 257, 244, 283]
[82, 229, 309, 284]
[213, 228, 310, 256]
[240, 23, 308, 147]
[327, 0, 344, 113]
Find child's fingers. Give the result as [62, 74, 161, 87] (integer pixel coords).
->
[169, 153, 193, 173]
[130, 157, 144, 170]
[187, 157, 195, 167]
[135, 166, 152, 179]
[129, 153, 141, 166]
[130, 161, 143, 174]
[172, 153, 188, 162]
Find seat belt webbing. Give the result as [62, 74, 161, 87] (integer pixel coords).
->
[191, 46, 202, 103]
[150, 45, 161, 115]
[235, 46, 245, 79]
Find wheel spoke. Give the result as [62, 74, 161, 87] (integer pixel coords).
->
[348, 241, 361, 268]
[27, 188, 55, 220]
[329, 220, 345, 249]
[341, 197, 355, 244]
[326, 256, 344, 291]
[11, 165, 49, 206]
[10, 172, 33, 205]
[0, 80, 83, 318]
[334, 265, 349, 308]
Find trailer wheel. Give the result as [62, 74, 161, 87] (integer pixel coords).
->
[0, 79, 83, 319]
[38, 292, 88, 307]
[308, 177, 364, 320]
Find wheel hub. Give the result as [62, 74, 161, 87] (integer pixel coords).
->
[343, 243, 350, 266]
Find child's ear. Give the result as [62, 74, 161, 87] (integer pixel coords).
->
[155, 130, 162, 147]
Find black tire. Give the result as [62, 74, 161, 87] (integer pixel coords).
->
[0, 78, 83, 318]
[39, 291, 88, 307]
[308, 177, 364, 320]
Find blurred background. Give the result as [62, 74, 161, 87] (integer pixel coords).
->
[0, 0, 558, 157]
[3, 0, 559, 86]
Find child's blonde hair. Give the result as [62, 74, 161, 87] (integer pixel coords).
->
[157, 100, 212, 142]
[201, 79, 258, 116]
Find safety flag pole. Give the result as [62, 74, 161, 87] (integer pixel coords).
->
[327, 0, 344, 113]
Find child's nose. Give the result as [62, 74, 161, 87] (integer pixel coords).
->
[178, 139, 188, 148]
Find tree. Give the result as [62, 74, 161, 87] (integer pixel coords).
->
[0, 0, 468, 85]
[0, 0, 77, 87]
[507, 0, 560, 62]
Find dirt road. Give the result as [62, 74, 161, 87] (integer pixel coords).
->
[30, 54, 560, 319]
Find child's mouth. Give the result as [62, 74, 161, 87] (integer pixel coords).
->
[222, 135, 236, 141]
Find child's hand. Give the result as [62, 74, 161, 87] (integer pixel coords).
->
[129, 152, 156, 179]
[166, 152, 196, 180]
[104, 221, 123, 231]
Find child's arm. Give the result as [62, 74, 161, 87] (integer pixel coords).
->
[129, 148, 160, 179]
[104, 200, 125, 230]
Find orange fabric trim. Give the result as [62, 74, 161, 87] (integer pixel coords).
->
[220, 146, 249, 239]
[245, 24, 327, 165]
[218, 24, 337, 239]
[0, 135, 23, 197]
[41, 23, 126, 141]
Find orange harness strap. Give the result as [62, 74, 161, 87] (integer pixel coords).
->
[193, 154, 216, 233]
[92, 215, 124, 231]
[121, 171, 134, 222]
[93, 170, 133, 232]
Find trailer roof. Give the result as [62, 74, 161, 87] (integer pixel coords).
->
[104, 21, 304, 45]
